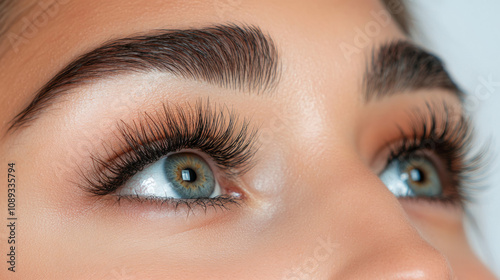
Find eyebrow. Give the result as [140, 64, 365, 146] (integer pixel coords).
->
[6, 31, 458, 134]
[6, 24, 281, 133]
[364, 40, 462, 101]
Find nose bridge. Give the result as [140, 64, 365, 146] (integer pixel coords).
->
[310, 160, 455, 279]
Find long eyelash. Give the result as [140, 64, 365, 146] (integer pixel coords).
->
[77, 98, 259, 197]
[386, 101, 489, 205]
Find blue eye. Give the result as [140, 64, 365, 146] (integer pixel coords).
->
[379, 155, 442, 198]
[119, 153, 221, 199]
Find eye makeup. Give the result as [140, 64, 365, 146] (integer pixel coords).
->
[77, 97, 486, 214]
[76, 99, 259, 211]
[380, 102, 488, 207]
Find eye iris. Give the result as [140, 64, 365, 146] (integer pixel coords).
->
[380, 155, 443, 198]
[164, 153, 215, 198]
[401, 157, 441, 197]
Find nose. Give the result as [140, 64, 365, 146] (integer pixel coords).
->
[335, 240, 455, 279]
[319, 167, 456, 279]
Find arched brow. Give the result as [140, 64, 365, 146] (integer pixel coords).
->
[6, 24, 281, 134]
[364, 40, 462, 102]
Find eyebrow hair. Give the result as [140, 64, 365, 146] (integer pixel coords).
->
[364, 40, 462, 101]
[381, 0, 410, 34]
[7, 24, 280, 133]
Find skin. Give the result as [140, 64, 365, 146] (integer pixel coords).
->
[0, 0, 496, 279]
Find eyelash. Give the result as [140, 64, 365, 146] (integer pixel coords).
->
[77, 99, 258, 209]
[79, 100, 486, 211]
[113, 195, 243, 213]
[385, 102, 487, 206]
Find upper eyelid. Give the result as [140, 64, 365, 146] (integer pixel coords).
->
[76, 99, 259, 196]
[386, 101, 469, 159]
[380, 101, 487, 202]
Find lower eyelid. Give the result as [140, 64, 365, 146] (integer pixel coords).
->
[399, 197, 465, 220]
[107, 194, 244, 220]
[82, 195, 245, 236]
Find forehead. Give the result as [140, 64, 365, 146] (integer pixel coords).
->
[0, 0, 405, 58]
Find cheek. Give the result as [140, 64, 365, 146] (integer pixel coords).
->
[400, 199, 464, 242]
[400, 200, 483, 273]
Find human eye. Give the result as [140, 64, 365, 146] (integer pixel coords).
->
[77, 99, 258, 213]
[378, 102, 487, 206]
[119, 152, 223, 199]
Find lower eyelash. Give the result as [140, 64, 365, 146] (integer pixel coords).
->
[76, 98, 259, 199]
[113, 194, 243, 215]
[386, 101, 489, 205]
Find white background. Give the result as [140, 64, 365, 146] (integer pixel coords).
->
[408, 1, 500, 276]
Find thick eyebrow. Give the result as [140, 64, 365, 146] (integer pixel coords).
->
[364, 40, 462, 102]
[6, 24, 280, 133]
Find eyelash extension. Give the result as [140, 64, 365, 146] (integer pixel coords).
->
[77, 99, 259, 199]
[385, 101, 489, 206]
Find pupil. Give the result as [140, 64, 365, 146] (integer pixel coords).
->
[181, 168, 197, 182]
[409, 168, 425, 183]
